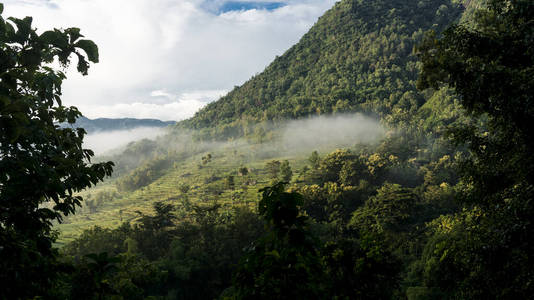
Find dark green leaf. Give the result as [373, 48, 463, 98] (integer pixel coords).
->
[40, 30, 68, 48]
[75, 39, 99, 63]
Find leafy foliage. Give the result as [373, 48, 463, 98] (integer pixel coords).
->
[415, 0, 534, 297]
[280, 160, 293, 182]
[351, 183, 418, 234]
[0, 7, 112, 298]
[231, 183, 325, 299]
[26, 0, 534, 298]
[230, 183, 400, 299]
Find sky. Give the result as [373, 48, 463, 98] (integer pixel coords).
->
[3, 0, 336, 121]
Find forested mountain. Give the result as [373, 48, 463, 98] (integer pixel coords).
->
[4, 0, 532, 299]
[68, 116, 175, 133]
[54, 0, 471, 298]
[183, 0, 463, 138]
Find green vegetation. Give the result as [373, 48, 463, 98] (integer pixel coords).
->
[414, 0, 534, 297]
[230, 183, 400, 299]
[2, 0, 533, 298]
[0, 5, 112, 298]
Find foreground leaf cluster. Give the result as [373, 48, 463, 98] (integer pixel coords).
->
[0, 5, 112, 298]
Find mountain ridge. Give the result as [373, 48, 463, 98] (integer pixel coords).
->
[55, 0, 502, 298]
[180, 0, 464, 139]
[69, 116, 175, 133]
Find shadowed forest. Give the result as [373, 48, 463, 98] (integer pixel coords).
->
[1, 0, 533, 299]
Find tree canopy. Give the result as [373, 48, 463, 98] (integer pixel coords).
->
[416, 0, 534, 297]
[2, 0, 533, 298]
[0, 5, 113, 298]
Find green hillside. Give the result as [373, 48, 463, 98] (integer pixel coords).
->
[7, 0, 534, 297]
[59, 0, 466, 240]
[183, 0, 463, 138]
[53, 0, 470, 297]
[36, 0, 534, 298]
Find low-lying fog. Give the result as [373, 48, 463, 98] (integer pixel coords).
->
[280, 114, 385, 153]
[87, 113, 386, 172]
[83, 127, 168, 155]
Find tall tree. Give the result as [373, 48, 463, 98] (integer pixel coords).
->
[308, 151, 320, 170]
[230, 183, 400, 299]
[417, 0, 534, 297]
[0, 6, 113, 298]
[280, 160, 293, 182]
[265, 160, 281, 180]
[230, 183, 325, 299]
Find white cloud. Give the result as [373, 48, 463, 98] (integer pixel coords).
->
[3, 0, 336, 120]
[84, 127, 168, 155]
[79, 89, 227, 121]
[80, 102, 204, 122]
[150, 90, 175, 99]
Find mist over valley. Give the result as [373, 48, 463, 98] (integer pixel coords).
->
[83, 127, 169, 155]
[2, 0, 532, 298]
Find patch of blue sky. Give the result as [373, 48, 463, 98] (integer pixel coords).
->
[219, 1, 286, 13]
[218, 1, 286, 13]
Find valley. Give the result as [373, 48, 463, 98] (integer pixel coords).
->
[2, 0, 532, 298]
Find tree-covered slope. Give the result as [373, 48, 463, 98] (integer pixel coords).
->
[183, 0, 463, 135]
[52, 0, 534, 298]
[9, 0, 533, 297]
